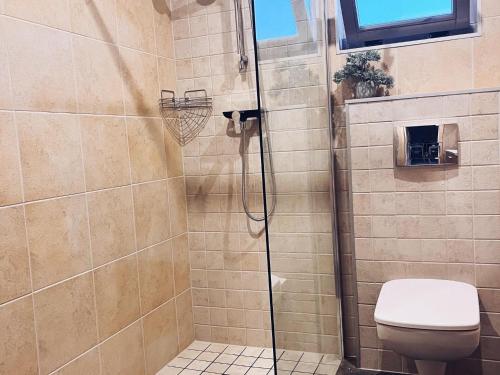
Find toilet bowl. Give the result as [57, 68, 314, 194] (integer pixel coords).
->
[374, 279, 480, 375]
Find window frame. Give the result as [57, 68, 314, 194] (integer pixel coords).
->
[338, 0, 472, 50]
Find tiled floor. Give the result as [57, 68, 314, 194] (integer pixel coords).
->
[157, 342, 341, 375]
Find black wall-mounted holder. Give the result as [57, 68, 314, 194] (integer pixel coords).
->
[223, 109, 261, 123]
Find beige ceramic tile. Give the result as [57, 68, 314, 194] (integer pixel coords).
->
[70, 0, 117, 42]
[0, 296, 37, 374]
[154, 1, 174, 58]
[168, 177, 188, 236]
[165, 129, 184, 177]
[0, 206, 30, 304]
[0, 112, 22, 205]
[3, 18, 76, 112]
[94, 255, 141, 340]
[34, 273, 97, 375]
[53, 348, 100, 375]
[121, 48, 159, 116]
[176, 289, 195, 350]
[483, 0, 500, 17]
[0, 23, 13, 109]
[80, 115, 130, 191]
[73, 37, 124, 115]
[133, 180, 171, 249]
[143, 300, 179, 375]
[100, 321, 146, 375]
[26, 195, 91, 290]
[138, 241, 174, 314]
[158, 57, 177, 90]
[17, 112, 84, 201]
[117, 0, 155, 53]
[87, 187, 136, 267]
[474, 17, 500, 88]
[173, 234, 190, 295]
[4, 0, 70, 30]
[127, 117, 167, 183]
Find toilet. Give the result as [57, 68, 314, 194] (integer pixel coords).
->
[374, 279, 480, 375]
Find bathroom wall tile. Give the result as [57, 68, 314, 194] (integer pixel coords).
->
[26, 195, 91, 290]
[169, 177, 188, 236]
[474, 191, 500, 215]
[73, 37, 124, 115]
[0, 296, 37, 375]
[80, 115, 130, 190]
[474, 17, 500, 88]
[127, 117, 167, 183]
[87, 187, 136, 267]
[3, 19, 76, 112]
[470, 92, 499, 115]
[0, 112, 22, 206]
[176, 290, 195, 349]
[4, 0, 70, 30]
[100, 321, 146, 375]
[154, 2, 174, 58]
[165, 130, 184, 178]
[470, 115, 499, 140]
[143, 300, 179, 375]
[0, 206, 30, 304]
[474, 216, 500, 240]
[138, 241, 174, 314]
[116, 0, 155, 53]
[53, 348, 100, 375]
[17, 112, 84, 201]
[121, 48, 159, 116]
[397, 39, 472, 94]
[69, 0, 117, 42]
[133, 181, 171, 249]
[483, 0, 500, 17]
[94, 255, 141, 340]
[471, 141, 500, 165]
[34, 273, 97, 374]
[0, 24, 13, 110]
[173, 234, 191, 295]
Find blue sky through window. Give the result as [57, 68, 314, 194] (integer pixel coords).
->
[254, 0, 298, 41]
[355, 0, 453, 28]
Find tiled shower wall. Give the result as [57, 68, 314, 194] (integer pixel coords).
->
[171, 0, 340, 354]
[347, 91, 500, 374]
[0, 1, 193, 374]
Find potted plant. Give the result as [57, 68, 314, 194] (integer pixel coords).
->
[333, 50, 394, 99]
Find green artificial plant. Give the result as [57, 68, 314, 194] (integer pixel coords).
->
[333, 50, 394, 98]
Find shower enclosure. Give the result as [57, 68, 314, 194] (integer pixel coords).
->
[181, 0, 341, 373]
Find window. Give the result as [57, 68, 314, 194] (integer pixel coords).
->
[255, 0, 298, 41]
[336, 0, 478, 51]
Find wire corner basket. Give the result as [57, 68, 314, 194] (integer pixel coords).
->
[159, 89, 213, 146]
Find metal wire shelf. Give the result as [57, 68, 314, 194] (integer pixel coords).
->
[159, 89, 213, 146]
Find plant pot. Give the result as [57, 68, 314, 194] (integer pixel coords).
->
[355, 81, 378, 99]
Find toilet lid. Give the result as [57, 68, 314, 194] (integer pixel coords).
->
[374, 279, 480, 331]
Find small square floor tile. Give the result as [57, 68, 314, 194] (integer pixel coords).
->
[187, 360, 212, 371]
[215, 353, 238, 364]
[207, 343, 228, 353]
[158, 366, 183, 375]
[226, 365, 250, 375]
[277, 360, 297, 371]
[234, 356, 257, 367]
[315, 364, 338, 375]
[224, 345, 246, 355]
[320, 355, 339, 365]
[180, 370, 202, 375]
[253, 358, 273, 369]
[277, 371, 291, 375]
[295, 362, 318, 373]
[246, 368, 269, 375]
[170, 358, 194, 368]
[205, 362, 230, 374]
[281, 351, 303, 362]
[198, 352, 219, 362]
[189, 341, 211, 351]
[242, 347, 264, 357]
[260, 348, 283, 359]
[179, 349, 202, 360]
[300, 353, 323, 364]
